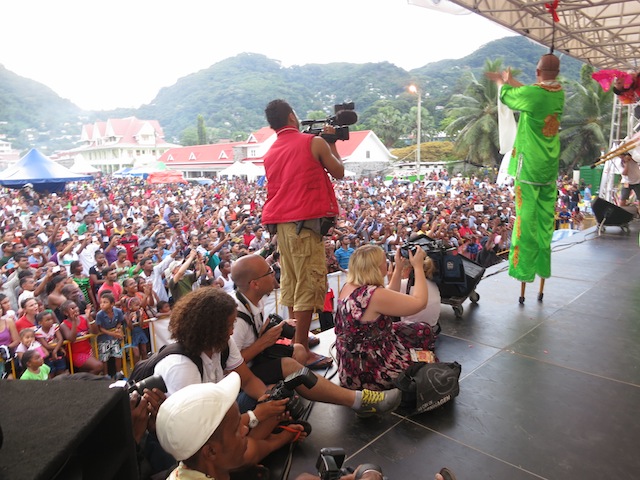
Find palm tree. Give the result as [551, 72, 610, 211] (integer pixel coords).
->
[443, 59, 509, 167]
[366, 102, 406, 148]
[559, 64, 611, 170]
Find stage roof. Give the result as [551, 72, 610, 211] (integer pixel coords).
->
[445, 0, 640, 71]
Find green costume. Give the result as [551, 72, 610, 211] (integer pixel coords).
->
[500, 82, 564, 282]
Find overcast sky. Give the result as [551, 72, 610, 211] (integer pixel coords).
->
[1, 0, 515, 111]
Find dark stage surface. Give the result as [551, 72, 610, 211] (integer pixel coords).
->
[267, 220, 640, 480]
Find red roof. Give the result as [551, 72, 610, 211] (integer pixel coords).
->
[159, 142, 241, 165]
[247, 127, 275, 144]
[156, 128, 373, 170]
[336, 130, 370, 158]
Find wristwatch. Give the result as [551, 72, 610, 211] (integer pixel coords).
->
[247, 410, 259, 429]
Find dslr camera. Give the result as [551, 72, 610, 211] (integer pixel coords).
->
[316, 448, 386, 480]
[399, 235, 445, 259]
[127, 375, 167, 406]
[267, 367, 317, 419]
[317, 448, 349, 480]
[301, 102, 358, 142]
[263, 313, 296, 339]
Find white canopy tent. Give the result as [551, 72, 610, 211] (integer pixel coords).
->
[69, 154, 100, 174]
[218, 161, 265, 181]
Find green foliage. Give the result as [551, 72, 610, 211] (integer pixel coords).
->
[197, 115, 207, 145]
[391, 141, 456, 163]
[180, 126, 199, 146]
[0, 37, 589, 155]
[559, 64, 610, 170]
[443, 60, 503, 166]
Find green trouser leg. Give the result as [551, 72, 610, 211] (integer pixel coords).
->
[509, 181, 557, 282]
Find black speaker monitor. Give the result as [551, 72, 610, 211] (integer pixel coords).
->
[591, 196, 633, 226]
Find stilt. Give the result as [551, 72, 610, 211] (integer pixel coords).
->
[538, 278, 545, 302]
[519, 282, 526, 304]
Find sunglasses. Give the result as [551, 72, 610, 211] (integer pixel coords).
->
[252, 266, 274, 282]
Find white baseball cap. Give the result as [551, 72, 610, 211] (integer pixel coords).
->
[156, 372, 241, 461]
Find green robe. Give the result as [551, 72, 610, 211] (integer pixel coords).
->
[500, 83, 564, 282]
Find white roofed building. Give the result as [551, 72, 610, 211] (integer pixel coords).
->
[61, 117, 179, 174]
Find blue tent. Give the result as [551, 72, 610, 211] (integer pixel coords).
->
[0, 149, 92, 193]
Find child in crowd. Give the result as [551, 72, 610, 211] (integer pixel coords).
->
[60, 300, 102, 375]
[125, 296, 148, 363]
[15, 328, 48, 364]
[95, 292, 125, 376]
[155, 300, 171, 319]
[20, 349, 50, 380]
[34, 310, 69, 377]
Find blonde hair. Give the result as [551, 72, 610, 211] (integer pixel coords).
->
[423, 256, 436, 279]
[346, 245, 386, 287]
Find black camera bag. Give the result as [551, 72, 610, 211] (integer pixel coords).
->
[393, 361, 461, 414]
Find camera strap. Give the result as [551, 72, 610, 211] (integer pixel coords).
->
[235, 291, 263, 339]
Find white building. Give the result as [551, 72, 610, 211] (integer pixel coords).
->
[58, 117, 179, 174]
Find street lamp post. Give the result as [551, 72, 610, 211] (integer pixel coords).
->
[409, 84, 421, 180]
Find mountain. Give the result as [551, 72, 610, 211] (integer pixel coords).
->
[0, 65, 88, 153]
[0, 36, 585, 152]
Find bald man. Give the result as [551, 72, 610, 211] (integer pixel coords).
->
[488, 54, 565, 291]
[230, 254, 402, 418]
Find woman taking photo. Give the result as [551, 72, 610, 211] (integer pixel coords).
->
[335, 245, 429, 391]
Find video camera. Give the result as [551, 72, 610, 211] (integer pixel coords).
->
[264, 313, 295, 339]
[267, 367, 317, 419]
[316, 448, 386, 480]
[301, 102, 358, 142]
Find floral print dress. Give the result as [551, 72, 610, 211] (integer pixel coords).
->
[335, 285, 435, 391]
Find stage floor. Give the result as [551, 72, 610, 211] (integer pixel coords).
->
[266, 220, 640, 480]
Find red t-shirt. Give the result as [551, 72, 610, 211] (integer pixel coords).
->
[62, 315, 92, 359]
[98, 282, 123, 302]
[15, 315, 36, 333]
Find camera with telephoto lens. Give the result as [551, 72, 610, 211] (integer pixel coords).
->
[127, 375, 167, 406]
[264, 313, 295, 339]
[399, 235, 446, 259]
[267, 367, 318, 419]
[301, 102, 358, 142]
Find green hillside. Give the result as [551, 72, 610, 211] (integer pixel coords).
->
[0, 36, 585, 152]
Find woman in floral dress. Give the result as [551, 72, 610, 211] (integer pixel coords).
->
[335, 245, 430, 391]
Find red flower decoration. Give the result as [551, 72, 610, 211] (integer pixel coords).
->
[545, 0, 560, 22]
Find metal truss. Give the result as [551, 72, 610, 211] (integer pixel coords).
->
[445, 0, 640, 71]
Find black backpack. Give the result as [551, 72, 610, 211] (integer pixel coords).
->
[128, 343, 230, 383]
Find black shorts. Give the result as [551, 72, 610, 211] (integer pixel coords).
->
[250, 357, 284, 385]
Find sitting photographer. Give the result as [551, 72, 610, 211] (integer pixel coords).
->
[152, 287, 309, 466]
[335, 245, 430, 391]
[389, 253, 442, 339]
[155, 373, 249, 480]
[231, 254, 402, 417]
[154, 374, 448, 480]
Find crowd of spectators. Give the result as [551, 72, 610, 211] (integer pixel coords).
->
[0, 168, 595, 381]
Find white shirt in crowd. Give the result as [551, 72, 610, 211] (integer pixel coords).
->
[154, 338, 244, 395]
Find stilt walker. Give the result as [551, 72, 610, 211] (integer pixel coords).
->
[488, 0, 564, 304]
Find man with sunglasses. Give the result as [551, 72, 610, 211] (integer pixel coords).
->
[230, 254, 402, 418]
